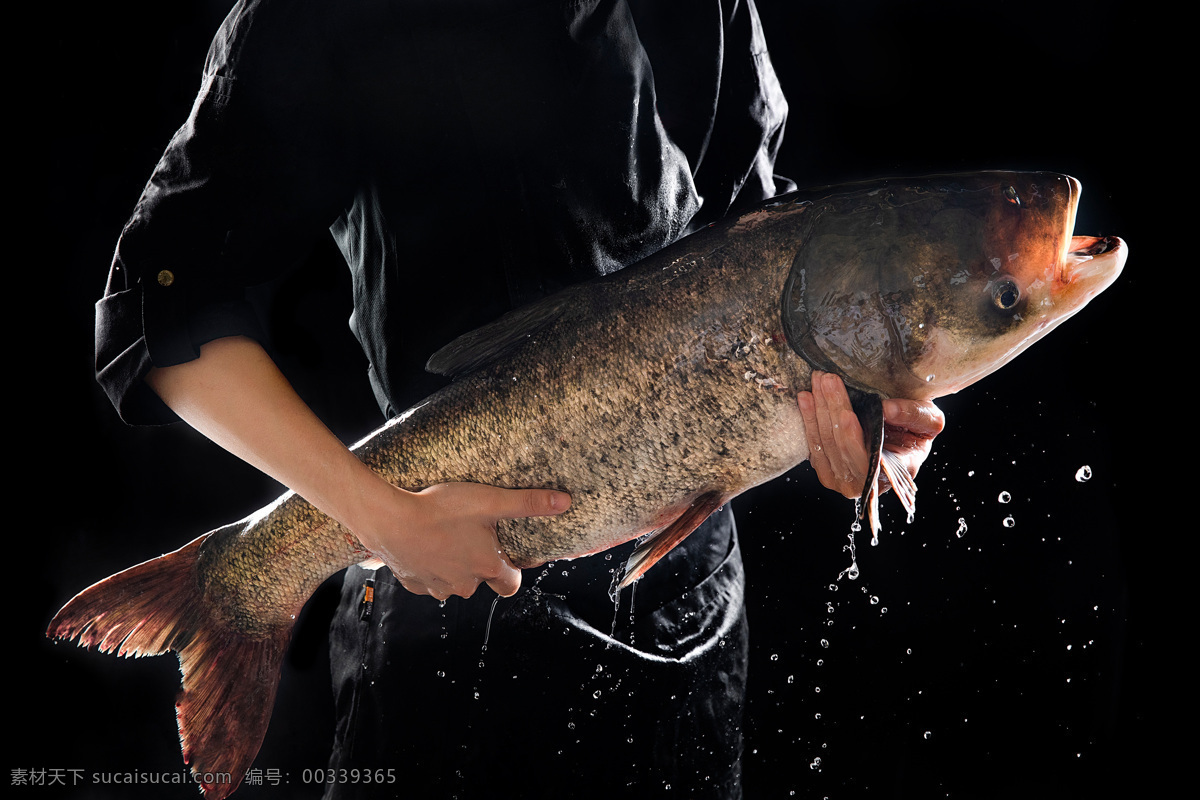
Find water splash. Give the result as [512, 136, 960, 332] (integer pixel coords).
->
[838, 522, 860, 581]
[483, 595, 500, 650]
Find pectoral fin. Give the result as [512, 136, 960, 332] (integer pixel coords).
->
[880, 448, 918, 520]
[847, 389, 886, 543]
[618, 492, 727, 588]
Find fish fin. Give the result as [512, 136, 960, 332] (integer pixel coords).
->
[880, 448, 918, 520]
[618, 492, 727, 589]
[846, 389, 886, 543]
[47, 532, 287, 800]
[425, 290, 575, 377]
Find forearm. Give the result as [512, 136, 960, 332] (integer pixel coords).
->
[145, 336, 393, 538]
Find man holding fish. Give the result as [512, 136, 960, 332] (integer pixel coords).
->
[92, 0, 942, 796]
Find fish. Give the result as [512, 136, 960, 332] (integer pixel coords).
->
[48, 171, 1125, 798]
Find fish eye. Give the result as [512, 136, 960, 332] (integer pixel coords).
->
[991, 278, 1021, 313]
[1003, 185, 1022, 206]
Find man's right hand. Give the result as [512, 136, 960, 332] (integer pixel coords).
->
[352, 481, 571, 600]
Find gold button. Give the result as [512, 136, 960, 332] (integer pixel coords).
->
[156, 269, 175, 287]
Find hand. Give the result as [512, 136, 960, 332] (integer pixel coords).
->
[797, 371, 945, 499]
[351, 480, 571, 601]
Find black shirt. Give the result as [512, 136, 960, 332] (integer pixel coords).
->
[95, 0, 792, 424]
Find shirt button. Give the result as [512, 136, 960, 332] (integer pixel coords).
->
[157, 269, 175, 287]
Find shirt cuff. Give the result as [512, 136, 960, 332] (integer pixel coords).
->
[95, 283, 267, 425]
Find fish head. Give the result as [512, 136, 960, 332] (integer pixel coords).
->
[781, 172, 1125, 400]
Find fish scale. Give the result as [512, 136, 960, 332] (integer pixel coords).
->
[48, 171, 1125, 798]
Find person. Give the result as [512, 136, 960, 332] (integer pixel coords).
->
[95, 1, 943, 797]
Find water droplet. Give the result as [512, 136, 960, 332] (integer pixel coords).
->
[770, 653, 779, 661]
[1002, 515, 1016, 528]
[998, 491, 1011, 503]
[819, 638, 829, 648]
[923, 731, 932, 740]
[436, 670, 445, 678]
[787, 675, 794, 684]
[810, 757, 822, 769]
[869, 595, 879, 605]
[955, 518, 968, 538]
[1075, 465, 1092, 482]
[593, 690, 602, 699]
[814, 686, 821, 693]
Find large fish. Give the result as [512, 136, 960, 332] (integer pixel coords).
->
[49, 171, 1124, 798]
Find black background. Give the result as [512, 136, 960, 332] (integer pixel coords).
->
[15, 1, 1162, 798]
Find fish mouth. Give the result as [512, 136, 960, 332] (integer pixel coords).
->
[1064, 235, 1126, 286]
[1070, 235, 1117, 257]
[1027, 233, 1125, 343]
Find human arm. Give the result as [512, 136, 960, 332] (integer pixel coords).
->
[146, 335, 569, 600]
[797, 371, 945, 499]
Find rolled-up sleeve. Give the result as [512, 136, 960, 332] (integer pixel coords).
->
[96, 0, 358, 424]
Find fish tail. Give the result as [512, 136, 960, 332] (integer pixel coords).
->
[47, 533, 287, 799]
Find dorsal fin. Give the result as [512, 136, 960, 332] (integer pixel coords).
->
[425, 290, 575, 377]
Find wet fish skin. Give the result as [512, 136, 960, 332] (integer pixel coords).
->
[196, 196, 816, 639]
[47, 171, 1125, 798]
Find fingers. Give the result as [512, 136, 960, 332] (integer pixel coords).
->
[473, 487, 563, 597]
[484, 550, 522, 598]
[880, 398, 944, 483]
[798, 371, 869, 499]
[388, 483, 567, 602]
[489, 486, 572, 520]
[882, 398, 945, 440]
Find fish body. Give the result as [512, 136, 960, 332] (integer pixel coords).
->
[48, 171, 1125, 798]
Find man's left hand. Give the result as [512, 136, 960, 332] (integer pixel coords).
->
[797, 371, 945, 499]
